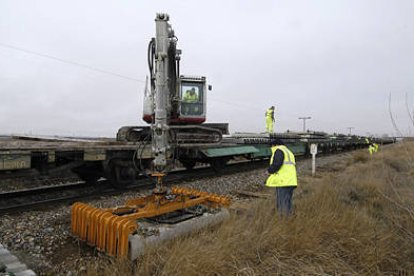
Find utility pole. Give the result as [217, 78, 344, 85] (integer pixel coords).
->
[298, 116, 311, 132]
[347, 127, 354, 135]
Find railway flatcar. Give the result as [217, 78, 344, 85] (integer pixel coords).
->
[0, 132, 394, 188]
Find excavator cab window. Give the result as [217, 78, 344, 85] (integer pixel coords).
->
[180, 82, 204, 116]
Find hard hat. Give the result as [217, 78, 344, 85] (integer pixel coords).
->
[270, 138, 284, 146]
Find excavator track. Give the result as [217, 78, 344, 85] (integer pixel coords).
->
[116, 126, 151, 142]
[117, 123, 228, 144]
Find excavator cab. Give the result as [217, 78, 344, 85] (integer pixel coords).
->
[143, 75, 210, 125]
[178, 76, 208, 123]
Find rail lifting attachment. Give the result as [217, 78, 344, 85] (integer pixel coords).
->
[71, 186, 230, 258]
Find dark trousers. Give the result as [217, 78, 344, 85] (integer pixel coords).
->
[275, 186, 295, 216]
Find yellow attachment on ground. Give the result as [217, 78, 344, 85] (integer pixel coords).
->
[71, 186, 231, 258]
[172, 187, 231, 207]
[71, 202, 138, 257]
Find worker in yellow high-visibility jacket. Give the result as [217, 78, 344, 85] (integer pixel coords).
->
[182, 88, 199, 115]
[265, 106, 275, 133]
[183, 88, 198, 102]
[368, 144, 376, 156]
[373, 143, 379, 152]
[266, 138, 297, 216]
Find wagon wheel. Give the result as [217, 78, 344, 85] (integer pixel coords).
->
[209, 158, 228, 173]
[106, 160, 137, 189]
[180, 159, 197, 170]
[72, 163, 102, 184]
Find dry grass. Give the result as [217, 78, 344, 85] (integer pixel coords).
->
[352, 150, 369, 163]
[91, 142, 414, 275]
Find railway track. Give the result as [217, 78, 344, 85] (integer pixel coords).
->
[0, 175, 83, 193]
[1, 146, 371, 214]
[0, 181, 106, 214]
[0, 160, 268, 214]
[0, 149, 355, 214]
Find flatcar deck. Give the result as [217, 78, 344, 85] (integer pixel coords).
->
[0, 136, 140, 151]
[0, 133, 394, 186]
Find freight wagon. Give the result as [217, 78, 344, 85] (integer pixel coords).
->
[0, 132, 394, 187]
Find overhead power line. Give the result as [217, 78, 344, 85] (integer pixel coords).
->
[0, 42, 145, 83]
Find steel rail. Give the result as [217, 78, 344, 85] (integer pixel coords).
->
[0, 181, 85, 199]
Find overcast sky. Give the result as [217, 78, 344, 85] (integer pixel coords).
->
[0, 0, 413, 137]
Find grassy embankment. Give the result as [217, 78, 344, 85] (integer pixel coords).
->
[90, 142, 414, 275]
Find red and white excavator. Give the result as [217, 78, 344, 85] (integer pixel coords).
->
[71, 13, 230, 259]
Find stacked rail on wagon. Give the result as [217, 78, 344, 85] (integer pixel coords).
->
[0, 133, 395, 188]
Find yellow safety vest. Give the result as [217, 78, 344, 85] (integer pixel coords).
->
[266, 108, 273, 119]
[183, 92, 198, 102]
[266, 145, 297, 187]
[368, 145, 375, 155]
